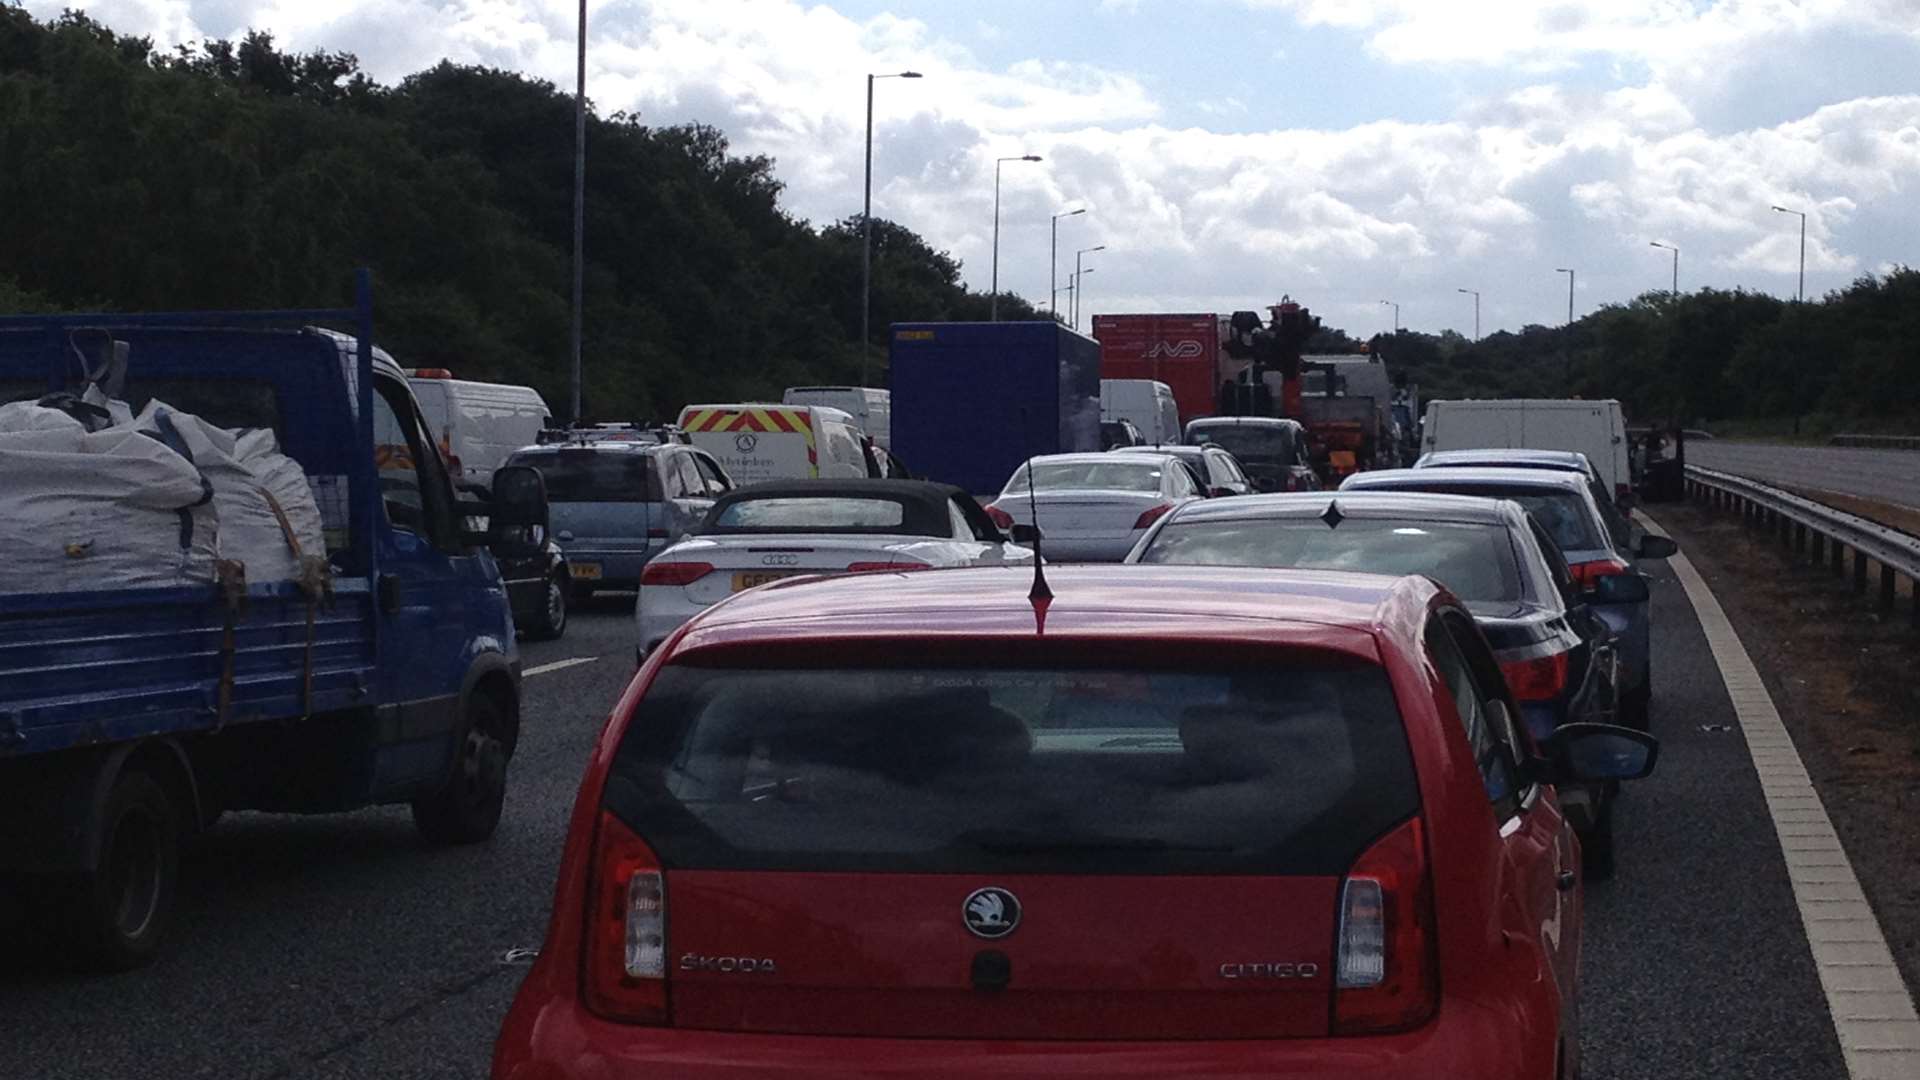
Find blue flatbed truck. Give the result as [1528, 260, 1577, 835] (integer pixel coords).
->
[0, 275, 549, 969]
[888, 321, 1102, 496]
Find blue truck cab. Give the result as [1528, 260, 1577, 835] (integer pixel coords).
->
[0, 277, 547, 969]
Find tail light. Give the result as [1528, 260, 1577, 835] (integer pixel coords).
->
[846, 559, 932, 573]
[640, 561, 713, 587]
[1333, 816, 1438, 1036]
[1569, 556, 1632, 590]
[1133, 503, 1176, 529]
[583, 812, 669, 1025]
[1500, 651, 1570, 703]
[986, 505, 1015, 530]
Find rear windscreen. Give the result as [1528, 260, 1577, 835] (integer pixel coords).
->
[604, 662, 1419, 875]
[1187, 424, 1295, 462]
[1361, 483, 1600, 552]
[1006, 460, 1163, 494]
[1141, 519, 1523, 602]
[509, 449, 662, 502]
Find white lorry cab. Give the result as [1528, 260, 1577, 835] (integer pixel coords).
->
[678, 403, 872, 484]
[1100, 379, 1180, 445]
[407, 369, 553, 490]
[782, 386, 891, 449]
[1421, 398, 1633, 508]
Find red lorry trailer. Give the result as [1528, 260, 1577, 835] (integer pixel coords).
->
[1091, 314, 1222, 427]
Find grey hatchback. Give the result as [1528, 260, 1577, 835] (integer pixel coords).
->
[504, 441, 733, 594]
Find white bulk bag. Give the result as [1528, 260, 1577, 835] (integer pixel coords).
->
[0, 415, 219, 593]
[130, 403, 325, 583]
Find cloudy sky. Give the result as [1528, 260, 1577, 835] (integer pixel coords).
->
[28, 0, 1920, 337]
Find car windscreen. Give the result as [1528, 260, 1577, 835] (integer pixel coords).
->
[603, 661, 1418, 875]
[1140, 518, 1524, 602]
[706, 495, 930, 535]
[1186, 423, 1295, 462]
[1361, 483, 1601, 552]
[1006, 460, 1163, 493]
[508, 449, 662, 503]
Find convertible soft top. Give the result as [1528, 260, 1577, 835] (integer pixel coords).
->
[699, 478, 995, 538]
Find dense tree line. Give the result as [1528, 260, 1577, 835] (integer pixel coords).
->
[1371, 274, 1920, 433]
[2, 7, 1911, 432]
[0, 6, 1035, 422]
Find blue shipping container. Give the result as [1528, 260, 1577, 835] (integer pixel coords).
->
[889, 321, 1101, 496]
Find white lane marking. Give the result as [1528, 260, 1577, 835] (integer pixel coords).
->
[523, 656, 600, 678]
[1642, 512, 1920, 1078]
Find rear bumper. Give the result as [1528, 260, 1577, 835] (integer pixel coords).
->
[636, 589, 704, 656]
[1039, 535, 1143, 563]
[493, 998, 1553, 1079]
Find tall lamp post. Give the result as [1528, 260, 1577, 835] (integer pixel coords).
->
[860, 70, 923, 385]
[1771, 205, 1806, 301]
[1072, 244, 1105, 331]
[1379, 299, 1399, 333]
[1050, 207, 1086, 319]
[990, 154, 1043, 320]
[569, 0, 587, 423]
[1457, 287, 1480, 342]
[1555, 268, 1575, 325]
[1649, 241, 1679, 295]
[1073, 268, 1098, 332]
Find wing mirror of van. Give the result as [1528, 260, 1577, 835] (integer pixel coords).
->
[1582, 571, 1650, 605]
[489, 465, 549, 530]
[1635, 534, 1679, 560]
[1539, 722, 1659, 783]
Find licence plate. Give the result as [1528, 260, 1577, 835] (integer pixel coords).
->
[733, 571, 800, 591]
[569, 562, 603, 580]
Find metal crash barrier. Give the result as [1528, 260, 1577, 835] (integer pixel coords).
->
[1684, 465, 1920, 627]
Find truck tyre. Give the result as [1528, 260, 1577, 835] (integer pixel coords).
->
[411, 692, 511, 845]
[37, 767, 181, 971]
[526, 574, 568, 641]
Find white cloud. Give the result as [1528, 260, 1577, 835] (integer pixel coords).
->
[20, 0, 1920, 333]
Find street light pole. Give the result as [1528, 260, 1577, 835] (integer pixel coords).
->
[1050, 207, 1085, 320]
[1771, 205, 1806, 301]
[861, 70, 922, 385]
[1379, 299, 1399, 333]
[568, 0, 586, 424]
[1555, 268, 1575, 325]
[1649, 242, 1679, 295]
[1072, 244, 1105, 331]
[990, 154, 1042, 320]
[1075, 268, 1097, 332]
[1457, 288, 1480, 341]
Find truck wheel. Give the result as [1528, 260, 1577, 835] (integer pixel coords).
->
[411, 693, 511, 845]
[37, 768, 181, 971]
[526, 575, 568, 641]
[1580, 801, 1616, 882]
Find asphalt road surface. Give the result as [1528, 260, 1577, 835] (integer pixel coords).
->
[1689, 440, 1920, 511]
[0, 578, 1857, 1080]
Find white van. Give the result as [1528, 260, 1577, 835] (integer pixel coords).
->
[1420, 398, 1632, 505]
[782, 386, 891, 449]
[407, 370, 553, 489]
[678, 403, 871, 485]
[1100, 379, 1180, 445]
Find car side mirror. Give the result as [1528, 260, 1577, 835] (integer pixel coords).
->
[1010, 524, 1043, 545]
[1582, 571, 1650, 605]
[489, 465, 548, 529]
[1540, 722, 1659, 783]
[1635, 534, 1679, 559]
[1208, 485, 1236, 499]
